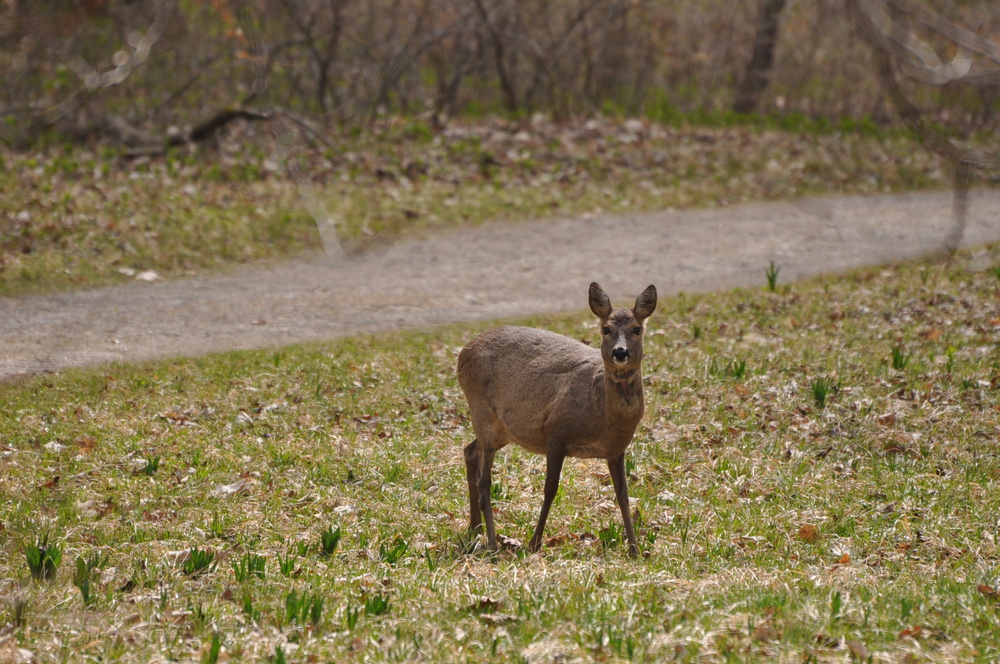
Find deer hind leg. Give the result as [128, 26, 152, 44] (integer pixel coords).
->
[463, 439, 482, 532]
[608, 454, 639, 557]
[477, 445, 499, 550]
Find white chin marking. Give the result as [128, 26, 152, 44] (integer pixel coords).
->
[614, 357, 628, 365]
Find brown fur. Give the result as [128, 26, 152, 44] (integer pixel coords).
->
[457, 282, 657, 556]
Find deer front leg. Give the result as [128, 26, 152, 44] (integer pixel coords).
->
[463, 439, 482, 533]
[528, 450, 565, 553]
[608, 454, 639, 557]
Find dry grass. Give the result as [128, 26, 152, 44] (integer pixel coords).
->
[1, 251, 999, 662]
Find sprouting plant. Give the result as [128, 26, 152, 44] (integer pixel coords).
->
[277, 551, 297, 577]
[599, 522, 623, 551]
[232, 552, 266, 582]
[143, 455, 160, 476]
[811, 378, 832, 410]
[944, 346, 957, 373]
[709, 357, 748, 380]
[319, 526, 342, 556]
[345, 604, 361, 630]
[12, 599, 28, 627]
[891, 345, 912, 371]
[182, 547, 216, 576]
[242, 595, 261, 623]
[285, 590, 324, 628]
[191, 603, 209, 627]
[24, 533, 62, 581]
[364, 594, 390, 616]
[378, 537, 408, 565]
[274, 645, 286, 664]
[765, 261, 780, 292]
[691, 323, 702, 341]
[201, 632, 223, 664]
[72, 551, 107, 606]
[209, 513, 227, 539]
[830, 590, 843, 622]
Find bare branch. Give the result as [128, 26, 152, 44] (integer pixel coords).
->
[847, 0, 1000, 255]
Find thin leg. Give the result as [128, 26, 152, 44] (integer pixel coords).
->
[608, 454, 639, 557]
[463, 440, 481, 532]
[528, 451, 565, 552]
[477, 447, 498, 549]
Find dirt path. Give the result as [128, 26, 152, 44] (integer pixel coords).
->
[2, 189, 999, 381]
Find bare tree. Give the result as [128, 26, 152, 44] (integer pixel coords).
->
[734, 0, 787, 114]
[847, 0, 1000, 254]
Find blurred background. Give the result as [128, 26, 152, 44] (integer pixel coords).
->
[1, 0, 999, 298]
[2, 0, 998, 141]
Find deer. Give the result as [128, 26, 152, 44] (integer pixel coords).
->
[457, 282, 657, 557]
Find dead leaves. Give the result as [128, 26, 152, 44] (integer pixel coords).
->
[874, 412, 898, 427]
[0, 635, 32, 664]
[977, 584, 1000, 600]
[797, 524, 821, 543]
[211, 477, 252, 497]
[467, 596, 518, 626]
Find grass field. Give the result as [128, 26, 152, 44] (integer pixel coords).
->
[2, 253, 999, 662]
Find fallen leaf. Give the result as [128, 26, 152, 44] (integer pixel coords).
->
[836, 552, 851, 565]
[497, 534, 523, 549]
[920, 328, 941, 341]
[161, 609, 193, 624]
[874, 412, 897, 427]
[883, 440, 907, 455]
[469, 597, 501, 612]
[477, 612, 519, 626]
[797, 524, 821, 543]
[752, 622, 778, 642]
[211, 478, 250, 496]
[39, 475, 60, 490]
[846, 640, 868, 660]
[978, 584, 999, 600]
[75, 436, 98, 453]
[813, 632, 839, 648]
[899, 625, 924, 639]
[0, 637, 33, 664]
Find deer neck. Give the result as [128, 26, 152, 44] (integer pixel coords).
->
[605, 367, 643, 407]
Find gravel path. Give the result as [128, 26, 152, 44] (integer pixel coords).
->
[2, 189, 999, 381]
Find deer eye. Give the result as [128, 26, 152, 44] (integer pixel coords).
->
[602, 326, 611, 335]
[632, 327, 642, 335]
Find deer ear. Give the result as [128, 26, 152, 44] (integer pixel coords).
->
[633, 285, 657, 321]
[589, 282, 613, 319]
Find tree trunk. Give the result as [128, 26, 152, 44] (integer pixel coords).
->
[733, 0, 787, 114]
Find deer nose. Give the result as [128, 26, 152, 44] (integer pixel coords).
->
[612, 347, 629, 363]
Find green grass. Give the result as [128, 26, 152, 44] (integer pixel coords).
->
[1, 253, 1000, 661]
[0, 116, 972, 297]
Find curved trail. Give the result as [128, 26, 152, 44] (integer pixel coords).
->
[2, 189, 999, 381]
